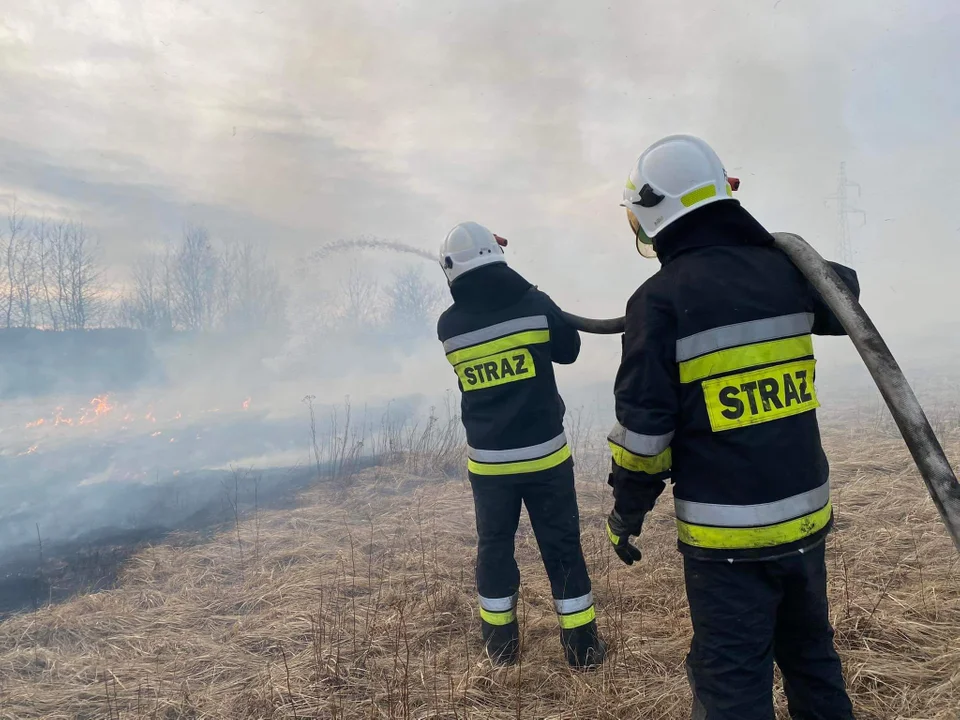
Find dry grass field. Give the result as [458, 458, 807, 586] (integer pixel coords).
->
[1, 417, 958, 719]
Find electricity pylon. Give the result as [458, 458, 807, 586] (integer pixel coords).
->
[826, 162, 866, 264]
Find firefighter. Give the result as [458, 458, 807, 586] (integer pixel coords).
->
[606, 135, 858, 718]
[437, 221, 605, 669]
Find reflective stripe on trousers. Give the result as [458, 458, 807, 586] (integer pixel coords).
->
[554, 591, 595, 630]
[478, 592, 517, 626]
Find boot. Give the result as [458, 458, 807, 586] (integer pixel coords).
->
[482, 618, 520, 666]
[561, 620, 607, 670]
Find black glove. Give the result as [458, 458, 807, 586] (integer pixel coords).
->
[606, 509, 643, 565]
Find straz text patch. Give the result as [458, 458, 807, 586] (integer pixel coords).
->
[702, 359, 818, 431]
[455, 348, 535, 391]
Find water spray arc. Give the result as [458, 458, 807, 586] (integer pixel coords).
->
[310, 237, 435, 262]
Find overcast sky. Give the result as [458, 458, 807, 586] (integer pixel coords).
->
[2, 0, 959, 391]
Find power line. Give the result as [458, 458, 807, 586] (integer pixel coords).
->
[825, 162, 866, 264]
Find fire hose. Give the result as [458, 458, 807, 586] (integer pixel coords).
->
[561, 231, 960, 554]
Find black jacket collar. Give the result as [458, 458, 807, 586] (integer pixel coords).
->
[449, 263, 533, 312]
[653, 201, 774, 266]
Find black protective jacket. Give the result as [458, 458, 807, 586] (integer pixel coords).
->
[437, 263, 580, 478]
[608, 201, 860, 561]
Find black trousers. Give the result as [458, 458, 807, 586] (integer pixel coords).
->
[684, 542, 854, 720]
[470, 461, 598, 663]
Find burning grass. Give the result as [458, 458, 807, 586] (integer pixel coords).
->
[0, 426, 958, 719]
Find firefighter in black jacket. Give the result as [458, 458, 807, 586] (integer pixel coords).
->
[607, 135, 857, 719]
[437, 221, 605, 669]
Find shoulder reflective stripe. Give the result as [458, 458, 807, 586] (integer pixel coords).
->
[479, 607, 516, 626]
[443, 315, 549, 353]
[676, 313, 815, 362]
[554, 592, 593, 614]
[674, 482, 830, 528]
[676, 502, 832, 550]
[468, 444, 571, 476]
[607, 421, 673, 456]
[447, 330, 550, 366]
[609, 442, 672, 475]
[679, 335, 814, 384]
[468, 433, 567, 463]
[478, 592, 518, 612]
[558, 605, 596, 630]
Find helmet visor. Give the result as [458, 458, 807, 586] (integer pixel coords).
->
[627, 208, 657, 259]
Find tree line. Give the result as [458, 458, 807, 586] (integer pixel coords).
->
[1, 209, 446, 338]
[2, 210, 101, 330]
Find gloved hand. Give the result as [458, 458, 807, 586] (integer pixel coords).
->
[606, 509, 643, 565]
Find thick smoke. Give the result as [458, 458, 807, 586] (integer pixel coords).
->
[1, 1, 959, 616]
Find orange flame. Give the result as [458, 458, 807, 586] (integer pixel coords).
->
[242, 397, 251, 410]
[79, 394, 114, 425]
[91, 395, 113, 416]
[25, 418, 45, 429]
[151, 431, 162, 437]
[17, 444, 39, 456]
[54, 408, 73, 426]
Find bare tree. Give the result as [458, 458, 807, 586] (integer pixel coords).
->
[2, 207, 29, 328]
[383, 266, 445, 334]
[33, 218, 61, 330]
[338, 264, 381, 329]
[119, 250, 174, 331]
[171, 225, 219, 331]
[45, 221, 103, 330]
[218, 240, 287, 334]
[2, 211, 106, 330]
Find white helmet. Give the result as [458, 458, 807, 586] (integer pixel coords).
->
[621, 134, 739, 258]
[439, 221, 508, 284]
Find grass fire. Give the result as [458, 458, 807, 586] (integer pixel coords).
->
[0, 409, 958, 719]
[4, 2, 960, 718]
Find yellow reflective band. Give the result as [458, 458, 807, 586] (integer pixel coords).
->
[558, 605, 596, 630]
[676, 501, 832, 550]
[456, 348, 535, 392]
[680, 184, 717, 207]
[726, 182, 733, 197]
[468, 444, 571, 476]
[679, 334, 814, 384]
[446, 330, 550, 366]
[606, 521, 620, 545]
[609, 442, 672, 475]
[702, 359, 819, 432]
[626, 177, 637, 191]
[480, 607, 516, 626]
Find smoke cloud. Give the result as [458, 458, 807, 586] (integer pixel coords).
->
[1, 1, 958, 583]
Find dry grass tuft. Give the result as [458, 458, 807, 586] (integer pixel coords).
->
[0, 425, 958, 719]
